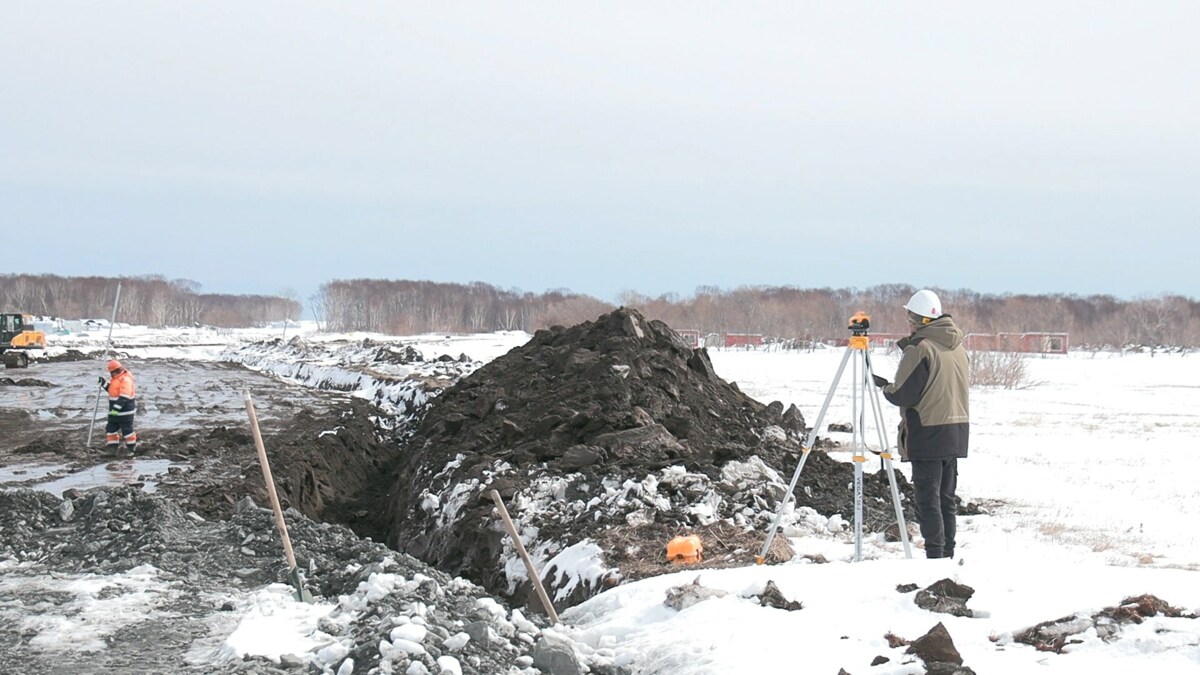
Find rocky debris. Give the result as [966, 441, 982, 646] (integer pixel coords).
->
[531, 633, 584, 675]
[914, 578, 975, 617]
[0, 486, 575, 674]
[663, 577, 729, 611]
[750, 580, 803, 611]
[384, 308, 914, 610]
[1011, 593, 1197, 653]
[905, 622, 976, 674]
[225, 336, 481, 419]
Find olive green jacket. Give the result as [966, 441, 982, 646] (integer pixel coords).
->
[881, 315, 970, 461]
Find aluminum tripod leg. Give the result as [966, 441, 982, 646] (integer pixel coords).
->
[852, 350, 865, 561]
[865, 351, 913, 558]
[755, 346, 854, 564]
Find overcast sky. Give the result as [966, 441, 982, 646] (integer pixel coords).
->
[3, 2, 1198, 307]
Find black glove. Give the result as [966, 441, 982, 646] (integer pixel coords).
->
[872, 374, 889, 388]
[98, 376, 107, 388]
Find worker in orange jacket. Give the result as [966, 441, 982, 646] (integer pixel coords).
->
[98, 359, 138, 454]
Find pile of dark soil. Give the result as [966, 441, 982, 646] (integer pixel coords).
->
[384, 308, 913, 609]
[0, 377, 53, 386]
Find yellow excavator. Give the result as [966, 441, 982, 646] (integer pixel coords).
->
[2, 313, 46, 368]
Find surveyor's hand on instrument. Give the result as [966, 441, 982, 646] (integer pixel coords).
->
[872, 374, 889, 388]
[98, 376, 107, 388]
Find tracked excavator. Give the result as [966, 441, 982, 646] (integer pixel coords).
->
[2, 313, 46, 368]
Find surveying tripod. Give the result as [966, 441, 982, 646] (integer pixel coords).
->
[757, 312, 912, 563]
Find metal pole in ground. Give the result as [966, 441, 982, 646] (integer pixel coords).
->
[86, 281, 123, 447]
[244, 390, 313, 603]
[488, 489, 561, 624]
[852, 349, 865, 561]
[864, 351, 913, 559]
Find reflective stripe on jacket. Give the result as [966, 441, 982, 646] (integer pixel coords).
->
[107, 369, 137, 416]
[881, 315, 969, 461]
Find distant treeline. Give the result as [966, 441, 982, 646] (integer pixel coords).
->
[5, 273, 1197, 348]
[312, 279, 612, 334]
[0, 274, 300, 328]
[317, 279, 1200, 348]
[618, 285, 1200, 349]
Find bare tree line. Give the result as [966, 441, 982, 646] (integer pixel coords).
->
[317, 279, 1200, 348]
[0, 274, 301, 328]
[5, 273, 1198, 348]
[622, 284, 1200, 349]
[312, 279, 612, 334]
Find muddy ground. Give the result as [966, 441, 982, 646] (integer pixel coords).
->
[0, 358, 397, 529]
[0, 357, 558, 674]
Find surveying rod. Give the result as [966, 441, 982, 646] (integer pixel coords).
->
[848, 313, 869, 561]
[86, 281, 122, 447]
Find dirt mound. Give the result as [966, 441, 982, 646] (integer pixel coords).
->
[384, 308, 912, 609]
[0, 377, 53, 387]
[37, 349, 93, 363]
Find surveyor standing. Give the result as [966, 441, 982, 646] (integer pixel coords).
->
[872, 290, 969, 559]
[99, 359, 138, 454]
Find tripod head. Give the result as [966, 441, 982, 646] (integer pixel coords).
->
[847, 311, 871, 336]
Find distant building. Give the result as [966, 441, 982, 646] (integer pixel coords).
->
[676, 329, 702, 348]
[723, 333, 763, 348]
[964, 332, 1069, 354]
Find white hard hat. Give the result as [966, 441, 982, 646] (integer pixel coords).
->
[904, 289, 942, 319]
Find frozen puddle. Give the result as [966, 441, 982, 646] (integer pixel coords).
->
[0, 460, 187, 495]
[0, 463, 62, 484]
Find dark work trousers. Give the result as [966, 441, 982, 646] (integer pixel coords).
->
[105, 414, 137, 452]
[910, 458, 958, 559]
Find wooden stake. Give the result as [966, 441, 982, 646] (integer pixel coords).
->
[488, 489, 561, 624]
[244, 390, 310, 601]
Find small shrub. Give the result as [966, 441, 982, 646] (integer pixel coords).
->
[969, 350, 1035, 389]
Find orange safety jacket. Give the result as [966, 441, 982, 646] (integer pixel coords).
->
[107, 369, 137, 416]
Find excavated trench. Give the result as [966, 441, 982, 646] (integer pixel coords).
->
[185, 308, 925, 616]
[1, 312, 924, 618]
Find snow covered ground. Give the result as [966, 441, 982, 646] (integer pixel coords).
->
[8, 325, 1200, 673]
[558, 346, 1200, 674]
